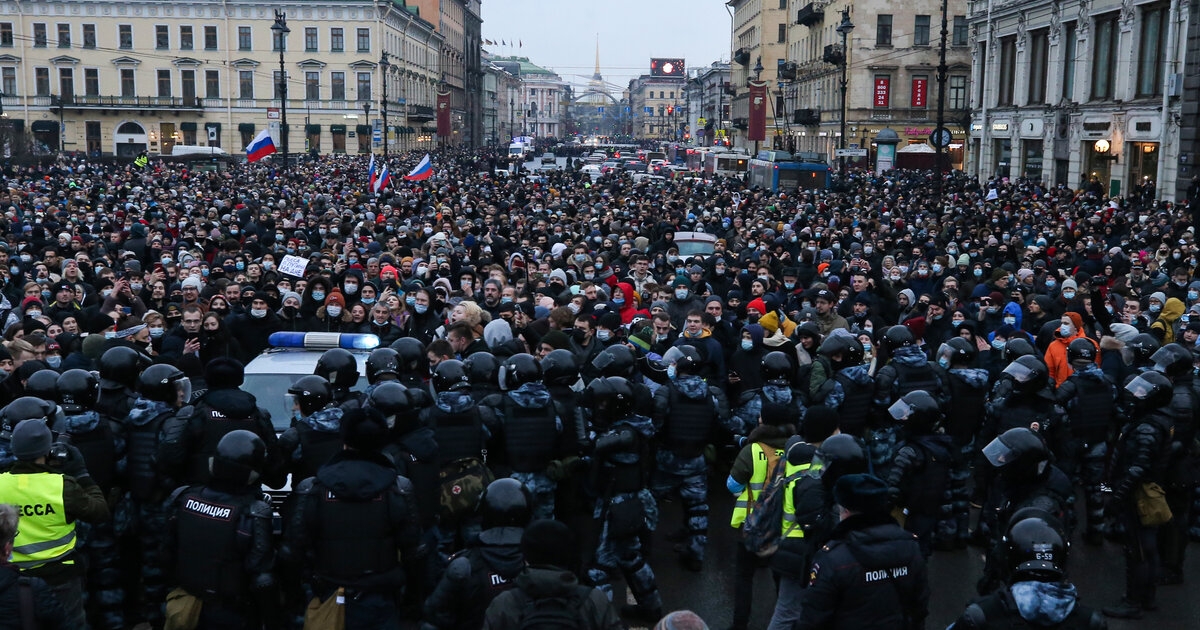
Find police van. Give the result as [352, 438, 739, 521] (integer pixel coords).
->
[241, 332, 377, 517]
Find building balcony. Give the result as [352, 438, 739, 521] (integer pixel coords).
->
[52, 95, 204, 110]
[794, 109, 821, 125]
[408, 104, 435, 121]
[796, 3, 824, 26]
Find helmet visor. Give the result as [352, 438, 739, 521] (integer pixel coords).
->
[175, 377, 192, 405]
[888, 398, 913, 421]
[983, 436, 1018, 467]
[935, 343, 954, 364]
[591, 350, 615, 372]
[661, 346, 687, 366]
[1149, 347, 1177, 374]
[1002, 361, 1036, 383]
[1125, 374, 1158, 400]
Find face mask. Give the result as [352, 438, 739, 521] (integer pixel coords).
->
[250, 308, 268, 318]
[931, 313, 944, 321]
[1059, 323, 1073, 336]
[311, 291, 325, 302]
[666, 365, 677, 379]
[7, 266, 17, 276]
[715, 266, 726, 274]
[201, 268, 210, 277]
[864, 246, 873, 255]
[1189, 291, 1199, 302]
[952, 316, 965, 325]
[1105, 304, 1114, 314]
[656, 333, 669, 342]
[417, 266, 428, 275]
[25, 310, 40, 319]
[129, 282, 143, 293]
[862, 341, 872, 353]
[325, 305, 342, 317]
[1150, 303, 1162, 313]
[101, 289, 112, 298]
[344, 283, 358, 295]
[1044, 279, 1056, 288]
[584, 273, 595, 280]
[567, 302, 581, 314]
[19, 254, 30, 263]
[899, 265, 910, 275]
[1003, 316, 1016, 325]
[938, 357, 950, 369]
[234, 262, 245, 271]
[991, 338, 1006, 350]
[263, 261, 275, 271]
[406, 295, 417, 306]
[230, 228, 239, 235]
[931, 264, 943, 274]
[784, 282, 795, 290]
[612, 298, 625, 307]
[1061, 291, 1075, 300]
[40, 290, 50, 300]
[597, 330, 613, 342]
[149, 326, 165, 338]
[46, 356, 61, 369]
[415, 303, 429, 314]
[741, 339, 753, 351]
[986, 306, 1000, 314]
[675, 288, 689, 300]
[348, 258, 359, 266]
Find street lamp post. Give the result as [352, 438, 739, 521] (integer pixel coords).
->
[380, 51, 390, 160]
[363, 101, 371, 156]
[509, 98, 514, 142]
[837, 9, 855, 179]
[935, 0, 950, 199]
[271, 10, 290, 169]
[752, 57, 763, 156]
[491, 94, 497, 148]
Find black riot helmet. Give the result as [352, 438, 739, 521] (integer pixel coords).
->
[814, 433, 868, 491]
[479, 477, 532, 530]
[540, 350, 579, 387]
[366, 381, 421, 431]
[499, 353, 542, 391]
[25, 370, 59, 401]
[209, 429, 267, 486]
[287, 375, 333, 417]
[1001, 338, 1036, 363]
[1003, 355, 1048, 393]
[314, 348, 360, 395]
[760, 351, 794, 386]
[1066, 338, 1098, 365]
[389, 337, 429, 376]
[1150, 343, 1193, 379]
[1124, 371, 1173, 411]
[661, 345, 701, 376]
[56, 369, 100, 414]
[2, 396, 56, 433]
[584, 376, 635, 428]
[1004, 511, 1068, 583]
[1127, 333, 1161, 366]
[138, 365, 191, 405]
[464, 352, 501, 388]
[432, 359, 471, 394]
[882, 325, 915, 353]
[365, 348, 401, 385]
[99, 346, 152, 389]
[592, 344, 637, 379]
[939, 337, 978, 366]
[819, 334, 863, 368]
[983, 428, 1050, 484]
[887, 390, 943, 434]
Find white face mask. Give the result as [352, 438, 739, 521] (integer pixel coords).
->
[326, 305, 342, 317]
[250, 308, 267, 318]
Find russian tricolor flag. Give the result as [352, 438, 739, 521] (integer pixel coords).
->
[367, 153, 377, 190]
[245, 130, 277, 163]
[374, 163, 391, 193]
[403, 154, 433, 181]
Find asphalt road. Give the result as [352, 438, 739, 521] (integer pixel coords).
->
[630, 475, 1200, 630]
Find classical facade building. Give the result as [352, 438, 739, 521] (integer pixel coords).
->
[684, 61, 732, 147]
[408, 0, 481, 147]
[482, 54, 520, 146]
[967, 0, 1185, 196]
[728, 0, 791, 149]
[628, 72, 687, 140]
[490, 56, 567, 139]
[0, 0, 444, 158]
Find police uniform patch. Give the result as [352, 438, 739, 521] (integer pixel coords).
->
[809, 562, 819, 586]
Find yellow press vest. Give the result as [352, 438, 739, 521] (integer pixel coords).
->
[0, 472, 76, 570]
[731, 442, 784, 528]
[781, 459, 821, 539]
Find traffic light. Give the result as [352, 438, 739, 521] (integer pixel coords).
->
[667, 106, 674, 115]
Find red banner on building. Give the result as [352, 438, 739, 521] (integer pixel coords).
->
[874, 77, 891, 108]
[911, 77, 928, 108]
[436, 90, 451, 138]
[748, 81, 767, 142]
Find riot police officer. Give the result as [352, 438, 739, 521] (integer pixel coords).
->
[651, 345, 730, 572]
[872, 325, 949, 480]
[372, 382, 438, 532]
[950, 512, 1107, 629]
[364, 347, 404, 397]
[494, 353, 563, 521]
[284, 408, 425, 628]
[1148, 343, 1199, 584]
[541, 349, 590, 523]
[1102, 371, 1175, 619]
[158, 357, 280, 487]
[422, 478, 532, 630]
[583, 376, 663, 624]
[591, 344, 654, 416]
[95, 346, 149, 422]
[52, 369, 124, 630]
[464, 352, 503, 403]
[277, 376, 344, 482]
[825, 335, 875, 438]
[164, 430, 279, 630]
[390, 337, 431, 390]
[732, 351, 806, 439]
[1055, 338, 1117, 545]
[314, 348, 365, 411]
[886, 390, 954, 556]
[940, 337, 990, 547]
[123, 364, 194, 629]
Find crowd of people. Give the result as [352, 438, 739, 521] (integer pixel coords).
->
[1, 145, 1199, 629]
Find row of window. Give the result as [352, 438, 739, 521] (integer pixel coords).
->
[16, 67, 374, 102]
[865, 74, 969, 110]
[874, 15, 971, 47]
[988, 7, 1167, 107]
[13, 22, 372, 53]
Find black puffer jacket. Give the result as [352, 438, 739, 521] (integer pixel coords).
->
[0, 567, 68, 630]
[424, 526, 525, 630]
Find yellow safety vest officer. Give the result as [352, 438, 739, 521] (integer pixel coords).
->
[730, 442, 786, 527]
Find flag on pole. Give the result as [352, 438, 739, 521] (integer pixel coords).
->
[245, 129, 277, 162]
[519, 40, 523, 47]
[403, 154, 434, 181]
[374, 163, 392, 192]
[366, 153, 377, 191]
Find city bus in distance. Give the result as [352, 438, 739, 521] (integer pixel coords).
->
[703, 151, 749, 178]
[747, 150, 832, 192]
[686, 147, 712, 171]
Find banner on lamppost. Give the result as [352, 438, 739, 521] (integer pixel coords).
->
[748, 81, 767, 142]
[436, 90, 451, 138]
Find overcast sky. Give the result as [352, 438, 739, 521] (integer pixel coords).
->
[480, 1, 732, 92]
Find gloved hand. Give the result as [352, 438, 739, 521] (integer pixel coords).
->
[544, 460, 566, 482]
[57, 443, 90, 481]
[733, 435, 749, 449]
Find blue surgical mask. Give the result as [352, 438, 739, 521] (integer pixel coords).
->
[361, 297, 376, 305]
[784, 282, 795, 290]
[311, 290, 325, 302]
[973, 269, 983, 278]
[406, 295, 416, 306]
[1003, 316, 1016, 325]
[1045, 279, 1056, 289]
[666, 365, 677, 379]
[1061, 290, 1075, 300]
[1189, 291, 1198, 302]
[741, 339, 753, 351]
[612, 298, 625, 307]
[45, 355, 61, 369]
[1059, 323, 1073, 336]
[596, 330, 613, 342]
[415, 303, 429, 314]
[991, 338, 1006, 350]
[1150, 303, 1162, 313]
[862, 342, 872, 353]
[235, 261, 245, 271]
[675, 288, 689, 300]
[938, 357, 950, 368]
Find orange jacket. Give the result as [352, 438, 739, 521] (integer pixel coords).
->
[1044, 312, 1099, 387]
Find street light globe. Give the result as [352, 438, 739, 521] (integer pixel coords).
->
[837, 9, 855, 35]
[1094, 139, 1110, 153]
